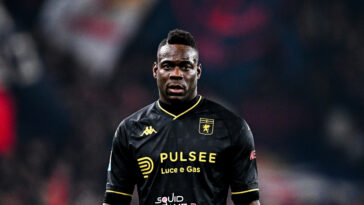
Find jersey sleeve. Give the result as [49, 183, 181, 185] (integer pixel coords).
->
[103, 122, 137, 204]
[229, 119, 259, 204]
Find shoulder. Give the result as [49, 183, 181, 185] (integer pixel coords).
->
[202, 98, 251, 136]
[201, 98, 243, 123]
[116, 101, 158, 132]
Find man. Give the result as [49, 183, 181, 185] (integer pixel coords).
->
[103, 29, 260, 205]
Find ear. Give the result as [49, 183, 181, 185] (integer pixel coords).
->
[153, 62, 158, 78]
[197, 63, 202, 79]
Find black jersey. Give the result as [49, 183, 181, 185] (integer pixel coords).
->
[103, 96, 259, 205]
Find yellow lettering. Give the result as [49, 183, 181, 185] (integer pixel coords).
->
[160, 153, 168, 163]
[186, 166, 200, 173]
[199, 152, 207, 162]
[160, 151, 217, 163]
[209, 153, 216, 163]
[189, 151, 196, 161]
[180, 152, 187, 162]
[170, 152, 178, 162]
[161, 167, 178, 174]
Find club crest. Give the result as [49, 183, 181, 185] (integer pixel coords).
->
[199, 118, 214, 135]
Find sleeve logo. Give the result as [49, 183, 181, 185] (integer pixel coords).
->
[199, 118, 214, 135]
[250, 150, 257, 160]
[137, 157, 154, 178]
[140, 126, 157, 136]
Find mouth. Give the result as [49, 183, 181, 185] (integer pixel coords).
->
[167, 84, 185, 95]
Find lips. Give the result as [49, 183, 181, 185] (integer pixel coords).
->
[167, 84, 185, 94]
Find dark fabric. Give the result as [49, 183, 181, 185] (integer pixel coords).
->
[231, 191, 259, 205]
[103, 192, 132, 205]
[103, 96, 259, 204]
[158, 95, 199, 115]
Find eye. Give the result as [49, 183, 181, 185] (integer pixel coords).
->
[180, 63, 193, 71]
[161, 63, 172, 70]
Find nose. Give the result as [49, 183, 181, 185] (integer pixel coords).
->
[169, 67, 183, 79]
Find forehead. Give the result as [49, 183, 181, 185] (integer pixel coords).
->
[158, 44, 198, 63]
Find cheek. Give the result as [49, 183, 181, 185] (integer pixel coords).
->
[188, 71, 198, 80]
[186, 75, 198, 88]
[156, 74, 168, 86]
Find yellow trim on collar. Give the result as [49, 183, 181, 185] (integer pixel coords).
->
[231, 188, 259, 195]
[106, 190, 133, 197]
[157, 96, 202, 120]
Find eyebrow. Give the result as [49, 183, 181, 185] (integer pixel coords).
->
[160, 60, 194, 65]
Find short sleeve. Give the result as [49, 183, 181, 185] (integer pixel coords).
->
[229, 119, 259, 204]
[103, 122, 137, 204]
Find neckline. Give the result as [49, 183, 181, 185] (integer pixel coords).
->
[157, 95, 202, 120]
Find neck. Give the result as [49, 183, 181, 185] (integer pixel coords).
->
[158, 95, 200, 115]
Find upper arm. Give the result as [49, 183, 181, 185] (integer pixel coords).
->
[229, 119, 260, 204]
[103, 122, 136, 204]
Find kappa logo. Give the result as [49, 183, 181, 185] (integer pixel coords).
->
[137, 157, 154, 178]
[199, 118, 214, 135]
[140, 126, 157, 136]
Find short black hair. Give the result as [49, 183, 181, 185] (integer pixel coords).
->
[158, 29, 198, 52]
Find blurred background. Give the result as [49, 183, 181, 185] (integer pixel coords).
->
[0, 0, 363, 204]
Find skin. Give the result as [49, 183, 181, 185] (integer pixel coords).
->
[153, 44, 201, 105]
[103, 43, 260, 205]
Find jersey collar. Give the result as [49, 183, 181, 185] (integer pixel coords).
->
[157, 95, 202, 120]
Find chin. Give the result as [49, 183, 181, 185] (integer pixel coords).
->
[166, 95, 188, 103]
[167, 95, 185, 101]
